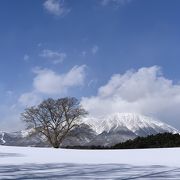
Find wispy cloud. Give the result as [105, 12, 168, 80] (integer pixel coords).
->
[37, 43, 42, 47]
[80, 45, 99, 57]
[43, 0, 71, 17]
[88, 79, 98, 87]
[101, 0, 132, 7]
[18, 91, 42, 107]
[23, 54, 30, 62]
[81, 51, 87, 57]
[0, 104, 23, 132]
[39, 49, 67, 64]
[92, 45, 99, 55]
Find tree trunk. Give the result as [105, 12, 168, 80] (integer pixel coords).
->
[52, 138, 60, 148]
[53, 144, 60, 148]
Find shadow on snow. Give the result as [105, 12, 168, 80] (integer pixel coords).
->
[0, 163, 180, 179]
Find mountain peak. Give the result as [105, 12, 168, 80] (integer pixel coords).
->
[1, 112, 179, 147]
[84, 113, 180, 135]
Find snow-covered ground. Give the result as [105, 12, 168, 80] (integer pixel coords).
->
[0, 145, 180, 179]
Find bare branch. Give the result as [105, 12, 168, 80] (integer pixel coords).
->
[21, 97, 88, 148]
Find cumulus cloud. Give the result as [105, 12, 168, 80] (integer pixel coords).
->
[18, 65, 86, 108]
[43, 0, 71, 17]
[39, 49, 66, 64]
[101, 0, 132, 7]
[33, 65, 86, 95]
[7, 65, 85, 131]
[81, 66, 180, 126]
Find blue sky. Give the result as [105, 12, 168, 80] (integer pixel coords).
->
[1, 0, 180, 131]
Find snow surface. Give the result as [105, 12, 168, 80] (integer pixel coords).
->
[1, 146, 180, 179]
[0, 145, 180, 166]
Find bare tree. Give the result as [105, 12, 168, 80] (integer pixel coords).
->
[21, 97, 88, 148]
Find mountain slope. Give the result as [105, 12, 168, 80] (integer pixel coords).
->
[0, 130, 48, 147]
[84, 113, 179, 146]
[85, 113, 179, 135]
[0, 113, 179, 147]
[0, 124, 97, 147]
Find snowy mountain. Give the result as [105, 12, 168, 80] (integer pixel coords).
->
[84, 113, 180, 146]
[0, 124, 97, 147]
[0, 130, 48, 147]
[85, 113, 179, 135]
[0, 113, 179, 147]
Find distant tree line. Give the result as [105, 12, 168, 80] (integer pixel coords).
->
[64, 133, 180, 149]
[113, 133, 180, 149]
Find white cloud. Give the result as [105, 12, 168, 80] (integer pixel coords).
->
[92, 45, 99, 55]
[10, 65, 86, 131]
[101, 0, 132, 6]
[43, 0, 71, 17]
[18, 65, 86, 108]
[39, 49, 67, 64]
[33, 65, 86, 95]
[81, 66, 180, 126]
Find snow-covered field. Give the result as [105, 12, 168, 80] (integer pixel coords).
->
[0, 145, 180, 179]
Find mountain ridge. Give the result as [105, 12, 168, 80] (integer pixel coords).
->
[84, 113, 179, 135]
[0, 113, 179, 147]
